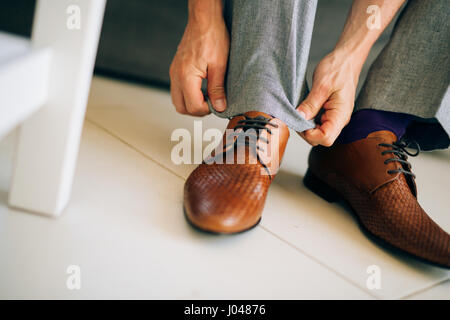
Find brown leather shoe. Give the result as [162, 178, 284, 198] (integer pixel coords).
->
[184, 111, 289, 234]
[305, 130, 450, 268]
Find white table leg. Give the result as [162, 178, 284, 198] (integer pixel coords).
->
[8, 0, 106, 216]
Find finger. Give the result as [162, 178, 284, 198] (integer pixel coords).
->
[297, 85, 330, 120]
[170, 80, 188, 114]
[301, 126, 322, 147]
[207, 64, 227, 112]
[302, 125, 333, 147]
[303, 108, 345, 146]
[182, 75, 210, 116]
[297, 130, 318, 146]
[320, 107, 350, 128]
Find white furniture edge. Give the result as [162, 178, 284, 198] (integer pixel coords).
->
[7, 0, 106, 216]
[0, 46, 52, 139]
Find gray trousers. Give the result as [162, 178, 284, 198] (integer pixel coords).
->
[209, 0, 450, 150]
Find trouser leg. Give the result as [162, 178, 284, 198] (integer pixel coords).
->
[208, 0, 318, 132]
[355, 0, 450, 149]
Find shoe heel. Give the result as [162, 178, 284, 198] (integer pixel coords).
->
[303, 169, 341, 203]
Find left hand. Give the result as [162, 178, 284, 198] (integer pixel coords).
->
[297, 50, 361, 146]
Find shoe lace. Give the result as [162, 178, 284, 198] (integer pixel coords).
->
[378, 137, 420, 178]
[210, 114, 278, 178]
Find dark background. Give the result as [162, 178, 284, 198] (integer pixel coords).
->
[0, 0, 398, 89]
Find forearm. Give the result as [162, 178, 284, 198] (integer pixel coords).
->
[334, 0, 405, 71]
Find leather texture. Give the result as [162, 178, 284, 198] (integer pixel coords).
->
[306, 130, 450, 268]
[184, 111, 289, 234]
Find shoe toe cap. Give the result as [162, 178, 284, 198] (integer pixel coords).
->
[183, 165, 267, 234]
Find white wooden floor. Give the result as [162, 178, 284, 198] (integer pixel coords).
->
[0, 76, 449, 299]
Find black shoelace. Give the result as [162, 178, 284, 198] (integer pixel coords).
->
[206, 114, 278, 178]
[378, 137, 420, 178]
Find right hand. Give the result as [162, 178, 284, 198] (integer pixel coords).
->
[169, 11, 230, 116]
[297, 50, 359, 146]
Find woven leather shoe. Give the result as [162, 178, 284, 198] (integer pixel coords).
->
[305, 130, 450, 268]
[184, 111, 289, 234]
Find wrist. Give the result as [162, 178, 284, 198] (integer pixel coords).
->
[329, 48, 365, 84]
[337, 40, 369, 66]
[336, 37, 373, 63]
[333, 23, 381, 74]
[188, 0, 224, 25]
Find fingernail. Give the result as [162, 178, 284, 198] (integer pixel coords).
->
[298, 110, 307, 120]
[213, 99, 226, 112]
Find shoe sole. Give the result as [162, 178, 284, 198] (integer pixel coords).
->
[183, 207, 262, 235]
[303, 169, 450, 269]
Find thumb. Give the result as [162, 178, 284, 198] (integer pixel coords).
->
[207, 65, 227, 112]
[297, 87, 329, 120]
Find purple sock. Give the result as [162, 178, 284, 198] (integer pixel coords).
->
[335, 109, 417, 144]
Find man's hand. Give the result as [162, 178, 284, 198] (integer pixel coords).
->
[297, 50, 358, 146]
[297, 0, 405, 146]
[169, 0, 229, 116]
